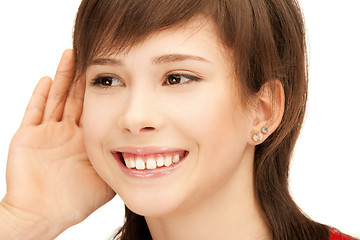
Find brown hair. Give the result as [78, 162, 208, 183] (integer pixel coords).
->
[73, 0, 331, 239]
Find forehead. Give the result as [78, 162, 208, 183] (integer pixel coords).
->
[90, 17, 231, 67]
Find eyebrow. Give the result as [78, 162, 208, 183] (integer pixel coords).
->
[89, 54, 210, 66]
[89, 58, 122, 66]
[152, 54, 210, 64]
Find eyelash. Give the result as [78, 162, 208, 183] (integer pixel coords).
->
[90, 75, 123, 89]
[90, 72, 202, 88]
[164, 73, 201, 86]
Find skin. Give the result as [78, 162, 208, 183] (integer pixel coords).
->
[0, 17, 284, 240]
[0, 50, 114, 239]
[84, 18, 280, 240]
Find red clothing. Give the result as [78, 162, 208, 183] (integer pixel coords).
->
[330, 228, 358, 240]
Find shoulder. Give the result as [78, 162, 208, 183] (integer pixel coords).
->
[329, 228, 359, 240]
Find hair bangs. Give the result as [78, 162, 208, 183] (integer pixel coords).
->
[73, 0, 214, 80]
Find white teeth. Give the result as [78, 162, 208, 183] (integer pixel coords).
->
[125, 159, 136, 169]
[130, 160, 136, 168]
[172, 154, 180, 163]
[156, 156, 164, 167]
[125, 159, 131, 168]
[146, 158, 157, 170]
[124, 153, 184, 170]
[135, 158, 145, 170]
[164, 156, 173, 167]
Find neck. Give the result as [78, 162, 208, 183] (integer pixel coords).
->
[145, 148, 272, 240]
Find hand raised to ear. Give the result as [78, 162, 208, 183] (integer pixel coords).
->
[1, 50, 115, 239]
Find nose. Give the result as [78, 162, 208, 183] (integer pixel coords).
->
[118, 88, 161, 135]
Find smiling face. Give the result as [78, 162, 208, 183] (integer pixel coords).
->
[82, 17, 256, 217]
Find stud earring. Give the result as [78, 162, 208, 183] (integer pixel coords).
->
[252, 131, 263, 142]
[253, 126, 268, 143]
[261, 126, 268, 134]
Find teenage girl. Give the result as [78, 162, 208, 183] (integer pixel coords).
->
[0, 0, 358, 239]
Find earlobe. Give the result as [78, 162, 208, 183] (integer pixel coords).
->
[252, 126, 269, 142]
[249, 80, 285, 145]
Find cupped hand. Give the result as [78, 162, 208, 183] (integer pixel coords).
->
[1, 50, 115, 234]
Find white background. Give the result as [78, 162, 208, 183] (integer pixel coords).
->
[0, 0, 359, 239]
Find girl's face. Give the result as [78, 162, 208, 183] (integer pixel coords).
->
[83, 17, 255, 217]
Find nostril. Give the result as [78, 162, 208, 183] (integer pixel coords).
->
[123, 126, 155, 134]
[141, 127, 155, 132]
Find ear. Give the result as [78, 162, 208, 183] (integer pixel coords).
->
[249, 80, 285, 145]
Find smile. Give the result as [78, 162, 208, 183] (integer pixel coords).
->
[112, 149, 188, 171]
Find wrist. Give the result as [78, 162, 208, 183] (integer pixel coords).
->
[0, 200, 63, 240]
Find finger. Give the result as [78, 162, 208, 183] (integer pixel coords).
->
[21, 77, 52, 127]
[43, 49, 74, 122]
[62, 75, 85, 124]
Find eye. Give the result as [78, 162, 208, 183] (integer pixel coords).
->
[90, 75, 124, 87]
[164, 73, 201, 85]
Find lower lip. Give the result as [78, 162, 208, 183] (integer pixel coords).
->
[113, 152, 189, 178]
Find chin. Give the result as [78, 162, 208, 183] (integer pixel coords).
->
[115, 183, 188, 218]
[123, 194, 183, 218]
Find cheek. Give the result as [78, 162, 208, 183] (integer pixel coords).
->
[81, 94, 123, 184]
[82, 99, 101, 143]
[167, 87, 249, 149]
[82, 95, 117, 153]
[182, 87, 250, 164]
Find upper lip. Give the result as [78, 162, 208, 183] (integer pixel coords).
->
[111, 146, 187, 155]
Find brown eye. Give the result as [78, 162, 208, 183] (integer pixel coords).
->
[167, 74, 182, 85]
[91, 75, 123, 87]
[100, 77, 113, 86]
[165, 74, 201, 85]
